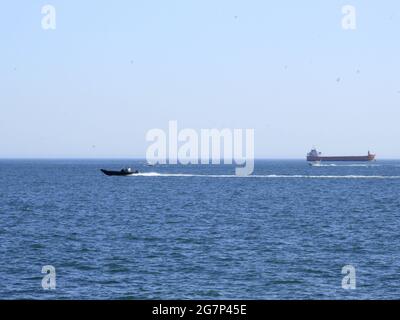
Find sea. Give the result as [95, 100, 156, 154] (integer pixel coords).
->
[1, 159, 400, 299]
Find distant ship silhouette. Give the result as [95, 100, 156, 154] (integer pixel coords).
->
[307, 148, 376, 162]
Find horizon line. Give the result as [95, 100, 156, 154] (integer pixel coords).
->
[0, 157, 398, 161]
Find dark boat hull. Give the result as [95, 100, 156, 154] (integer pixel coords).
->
[101, 169, 139, 176]
[307, 155, 375, 162]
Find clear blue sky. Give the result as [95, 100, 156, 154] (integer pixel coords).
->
[1, 0, 399, 158]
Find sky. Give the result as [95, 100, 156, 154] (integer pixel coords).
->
[1, 0, 399, 158]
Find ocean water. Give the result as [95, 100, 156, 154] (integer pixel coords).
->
[1, 159, 400, 299]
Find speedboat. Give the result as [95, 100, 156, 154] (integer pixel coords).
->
[101, 167, 139, 176]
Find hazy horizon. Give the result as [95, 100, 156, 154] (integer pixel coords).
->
[2, 1, 399, 158]
[0, 155, 397, 160]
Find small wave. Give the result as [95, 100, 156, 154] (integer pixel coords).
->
[133, 173, 400, 179]
[253, 174, 400, 179]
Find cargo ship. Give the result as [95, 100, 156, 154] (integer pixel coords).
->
[306, 148, 376, 162]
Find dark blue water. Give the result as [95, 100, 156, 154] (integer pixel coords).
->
[1, 159, 400, 299]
